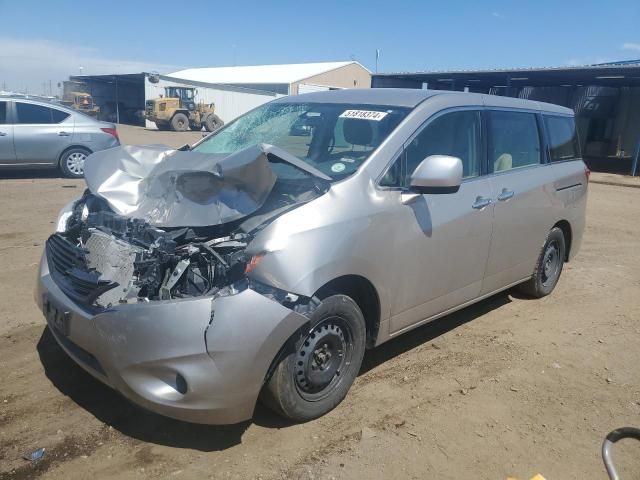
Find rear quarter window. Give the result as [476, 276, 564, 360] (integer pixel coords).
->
[544, 115, 580, 162]
[51, 108, 71, 123]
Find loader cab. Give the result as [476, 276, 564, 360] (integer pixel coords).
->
[165, 87, 196, 104]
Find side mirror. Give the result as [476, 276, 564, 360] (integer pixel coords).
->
[409, 155, 463, 194]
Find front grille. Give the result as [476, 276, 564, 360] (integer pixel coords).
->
[46, 234, 118, 306]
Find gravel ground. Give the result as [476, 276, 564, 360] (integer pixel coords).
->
[0, 126, 638, 479]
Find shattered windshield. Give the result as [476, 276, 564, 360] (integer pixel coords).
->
[194, 102, 410, 180]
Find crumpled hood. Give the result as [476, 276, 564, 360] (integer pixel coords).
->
[83, 144, 277, 228]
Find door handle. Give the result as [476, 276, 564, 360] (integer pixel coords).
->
[472, 196, 493, 210]
[497, 189, 515, 201]
[58, 131, 71, 136]
[0, 132, 7, 137]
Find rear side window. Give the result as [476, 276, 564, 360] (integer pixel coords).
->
[544, 115, 580, 162]
[488, 111, 542, 173]
[16, 103, 70, 124]
[0, 102, 6, 124]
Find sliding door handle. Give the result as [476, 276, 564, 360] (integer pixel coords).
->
[0, 132, 7, 137]
[58, 131, 71, 136]
[472, 196, 493, 210]
[497, 189, 514, 201]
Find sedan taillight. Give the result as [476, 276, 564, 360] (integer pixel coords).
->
[101, 127, 119, 142]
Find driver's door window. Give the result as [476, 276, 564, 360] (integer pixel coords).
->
[404, 110, 481, 186]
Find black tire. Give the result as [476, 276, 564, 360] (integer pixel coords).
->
[155, 122, 170, 131]
[204, 114, 224, 132]
[170, 113, 189, 132]
[517, 227, 566, 298]
[261, 294, 366, 422]
[59, 147, 91, 179]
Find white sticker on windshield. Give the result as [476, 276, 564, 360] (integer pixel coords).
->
[339, 110, 388, 121]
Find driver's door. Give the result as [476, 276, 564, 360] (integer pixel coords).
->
[388, 109, 495, 334]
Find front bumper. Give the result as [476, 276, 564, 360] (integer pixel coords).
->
[35, 252, 308, 424]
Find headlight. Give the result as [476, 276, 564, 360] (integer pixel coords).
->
[80, 203, 90, 222]
[55, 199, 79, 233]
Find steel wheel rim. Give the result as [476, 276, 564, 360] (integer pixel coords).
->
[541, 240, 561, 286]
[66, 152, 87, 175]
[294, 316, 355, 402]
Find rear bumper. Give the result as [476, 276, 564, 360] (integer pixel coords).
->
[36, 252, 308, 424]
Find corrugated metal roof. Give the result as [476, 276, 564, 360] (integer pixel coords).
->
[376, 60, 640, 77]
[170, 61, 368, 85]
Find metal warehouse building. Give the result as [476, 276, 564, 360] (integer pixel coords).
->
[373, 60, 640, 174]
[171, 61, 371, 95]
[68, 72, 282, 128]
[69, 61, 371, 130]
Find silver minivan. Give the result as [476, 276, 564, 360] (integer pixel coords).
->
[0, 97, 119, 178]
[36, 89, 588, 424]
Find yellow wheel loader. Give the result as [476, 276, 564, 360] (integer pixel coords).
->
[144, 86, 224, 132]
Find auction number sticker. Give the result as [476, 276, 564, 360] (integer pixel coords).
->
[339, 110, 388, 121]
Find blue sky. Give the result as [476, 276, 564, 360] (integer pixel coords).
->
[1, 0, 639, 93]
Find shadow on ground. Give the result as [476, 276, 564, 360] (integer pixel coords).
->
[0, 169, 64, 180]
[37, 291, 513, 451]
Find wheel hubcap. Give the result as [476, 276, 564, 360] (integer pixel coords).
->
[541, 240, 560, 286]
[295, 318, 352, 400]
[66, 152, 87, 175]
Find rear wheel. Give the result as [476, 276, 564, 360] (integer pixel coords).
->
[170, 113, 189, 132]
[59, 147, 91, 178]
[517, 227, 566, 298]
[261, 294, 366, 422]
[204, 114, 224, 132]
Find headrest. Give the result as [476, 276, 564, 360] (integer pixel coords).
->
[343, 119, 373, 146]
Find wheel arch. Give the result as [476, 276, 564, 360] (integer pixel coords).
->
[314, 275, 381, 349]
[553, 220, 572, 261]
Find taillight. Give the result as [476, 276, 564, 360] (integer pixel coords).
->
[101, 127, 119, 142]
[584, 166, 591, 181]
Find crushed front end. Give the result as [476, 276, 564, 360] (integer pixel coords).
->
[36, 144, 327, 424]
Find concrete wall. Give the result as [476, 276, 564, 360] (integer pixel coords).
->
[291, 63, 371, 95]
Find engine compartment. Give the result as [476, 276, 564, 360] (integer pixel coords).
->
[51, 172, 326, 308]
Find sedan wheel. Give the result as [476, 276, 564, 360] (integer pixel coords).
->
[60, 148, 90, 178]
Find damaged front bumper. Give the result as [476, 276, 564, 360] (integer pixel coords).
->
[36, 251, 309, 425]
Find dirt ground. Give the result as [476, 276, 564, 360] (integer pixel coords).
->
[0, 126, 639, 479]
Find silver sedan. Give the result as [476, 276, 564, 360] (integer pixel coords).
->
[0, 96, 119, 178]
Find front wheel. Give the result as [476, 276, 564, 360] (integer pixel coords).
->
[261, 294, 366, 422]
[170, 113, 189, 132]
[517, 227, 566, 298]
[59, 147, 91, 178]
